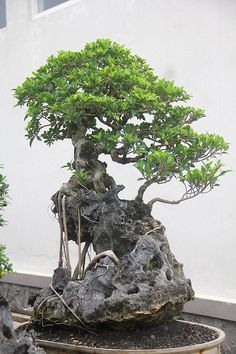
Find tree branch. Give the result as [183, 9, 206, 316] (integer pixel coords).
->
[148, 197, 181, 207]
[147, 183, 212, 209]
[110, 149, 143, 164]
[121, 113, 130, 125]
[97, 116, 115, 129]
[136, 173, 172, 201]
[136, 177, 157, 201]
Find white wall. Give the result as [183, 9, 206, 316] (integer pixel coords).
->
[0, 0, 235, 301]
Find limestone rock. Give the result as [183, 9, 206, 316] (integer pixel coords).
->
[52, 267, 70, 292]
[0, 294, 45, 354]
[52, 185, 153, 258]
[34, 187, 194, 328]
[33, 229, 194, 328]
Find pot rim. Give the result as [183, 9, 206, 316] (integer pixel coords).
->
[36, 320, 225, 353]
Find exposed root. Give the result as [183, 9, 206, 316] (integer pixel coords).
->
[34, 295, 57, 318]
[77, 204, 82, 280]
[144, 226, 164, 236]
[84, 250, 119, 274]
[72, 240, 91, 280]
[57, 191, 65, 268]
[62, 195, 71, 276]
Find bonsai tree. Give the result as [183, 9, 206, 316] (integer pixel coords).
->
[0, 167, 12, 278]
[14, 39, 229, 329]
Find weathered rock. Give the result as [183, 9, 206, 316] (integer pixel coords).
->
[32, 228, 194, 328]
[33, 186, 194, 328]
[0, 294, 14, 340]
[52, 185, 156, 257]
[52, 267, 70, 292]
[0, 294, 45, 354]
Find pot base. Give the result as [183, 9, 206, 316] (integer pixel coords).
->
[25, 321, 225, 354]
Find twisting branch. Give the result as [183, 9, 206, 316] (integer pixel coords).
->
[147, 183, 212, 209]
[110, 149, 143, 164]
[38, 123, 51, 130]
[97, 116, 115, 129]
[136, 177, 158, 201]
[194, 148, 220, 163]
[136, 174, 171, 201]
[148, 197, 182, 207]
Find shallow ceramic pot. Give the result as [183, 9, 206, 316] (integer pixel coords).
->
[36, 322, 225, 354]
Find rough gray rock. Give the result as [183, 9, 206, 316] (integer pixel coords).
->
[0, 294, 45, 354]
[33, 187, 194, 328]
[52, 267, 70, 292]
[33, 229, 194, 328]
[52, 185, 153, 258]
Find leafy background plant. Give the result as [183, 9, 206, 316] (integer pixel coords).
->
[0, 167, 12, 278]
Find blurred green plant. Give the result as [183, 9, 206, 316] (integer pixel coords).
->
[0, 244, 12, 278]
[0, 166, 12, 278]
[0, 166, 8, 226]
[14, 39, 229, 206]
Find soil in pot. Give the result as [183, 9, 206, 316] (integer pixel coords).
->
[26, 320, 219, 350]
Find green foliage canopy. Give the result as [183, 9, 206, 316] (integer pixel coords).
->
[14, 39, 229, 204]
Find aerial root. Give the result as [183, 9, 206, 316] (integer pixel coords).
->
[84, 250, 119, 274]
